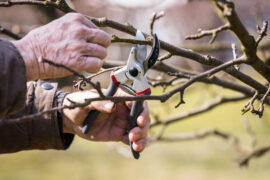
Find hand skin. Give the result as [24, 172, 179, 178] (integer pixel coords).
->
[62, 90, 150, 152]
[12, 13, 111, 81]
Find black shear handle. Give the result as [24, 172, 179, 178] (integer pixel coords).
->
[129, 91, 150, 159]
[129, 100, 144, 159]
[82, 77, 117, 134]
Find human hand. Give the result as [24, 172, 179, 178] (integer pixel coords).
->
[62, 90, 150, 152]
[12, 13, 111, 81]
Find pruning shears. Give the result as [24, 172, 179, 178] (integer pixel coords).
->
[82, 30, 160, 159]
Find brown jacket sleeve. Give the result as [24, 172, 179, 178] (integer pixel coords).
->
[0, 40, 73, 153]
[0, 81, 74, 154]
[0, 39, 27, 117]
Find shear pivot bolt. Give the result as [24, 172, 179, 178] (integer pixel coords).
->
[129, 67, 139, 77]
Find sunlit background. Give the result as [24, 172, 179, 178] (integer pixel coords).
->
[1, 0, 270, 179]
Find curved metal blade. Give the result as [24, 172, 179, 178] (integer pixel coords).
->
[119, 84, 136, 96]
[135, 30, 147, 64]
[143, 34, 160, 73]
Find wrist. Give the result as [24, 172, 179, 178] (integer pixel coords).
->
[58, 93, 75, 134]
[62, 114, 75, 134]
[54, 90, 75, 149]
[11, 38, 39, 81]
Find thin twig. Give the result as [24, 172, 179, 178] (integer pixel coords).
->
[150, 128, 248, 153]
[41, 58, 104, 96]
[157, 52, 172, 61]
[211, 0, 270, 82]
[0, 25, 21, 40]
[257, 85, 270, 117]
[239, 144, 270, 167]
[74, 66, 124, 90]
[232, 43, 240, 70]
[149, 11, 165, 35]
[256, 20, 268, 47]
[0, 0, 75, 13]
[165, 58, 246, 100]
[151, 96, 246, 127]
[242, 91, 259, 115]
[185, 23, 230, 44]
[174, 90, 185, 108]
[1, 0, 269, 93]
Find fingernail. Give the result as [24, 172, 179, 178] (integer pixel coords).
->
[95, 58, 103, 69]
[138, 116, 144, 126]
[134, 142, 141, 151]
[129, 133, 133, 141]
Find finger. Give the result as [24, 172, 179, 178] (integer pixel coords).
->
[77, 56, 103, 73]
[67, 13, 97, 30]
[129, 120, 149, 142]
[70, 90, 115, 113]
[87, 100, 115, 114]
[125, 99, 148, 110]
[79, 14, 98, 29]
[137, 102, 150, 128]
[132, 136, 148, 152]
[86, 29, 111, 47]
[81, 43, 107, 59]
[125, 100, 133, 109]
[121, 134, 129, 145]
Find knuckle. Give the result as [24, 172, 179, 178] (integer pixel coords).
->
[94, 58, 103, 71]
[99, 47, 107, 59]
[89, 21, 97, 28]
[86, 29, 95, 41]
[103, 33, 111, 47]
[90, 29, 98, 38]
[68, 42, 84, 51]
[96, 30, 111, 47]
[76, 56, 87, 71]
[85, 57, 102, 73]
[63, 13, 73, 19]
[69, 13, 84, 22]
[75, 26, 88, 36]
[91, 44, 107, 59]
[87, 44, 96, 54]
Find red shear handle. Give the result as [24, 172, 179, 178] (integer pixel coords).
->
[129, 91, 151, 159]
[82, 77, 118, 134]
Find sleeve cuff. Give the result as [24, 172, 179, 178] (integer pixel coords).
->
[28, 81, 74, 150]
[55, 91, 74, 149]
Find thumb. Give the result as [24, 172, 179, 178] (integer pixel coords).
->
[64, 90, 115, 113]
[87, 100, 115, 113]
[81, 90, 115, 113]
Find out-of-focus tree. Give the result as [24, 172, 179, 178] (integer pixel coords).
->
[1, 0, 270, 167]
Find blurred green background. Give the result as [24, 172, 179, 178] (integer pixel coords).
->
[1, 84, 270, 180]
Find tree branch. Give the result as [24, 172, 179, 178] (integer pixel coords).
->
[1, 0, 269, 94]
[185, 23, 230, 44]
[211, 0, 270, 82]
[150, 128, 249, 153]
[151, 96, 246, 127]
[256, 21, 268, 47]
[149, 11, 165, 35]
[0, 25, 21, 40]
[239, 144, 270, 167]
[41, 58, 104, 96]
